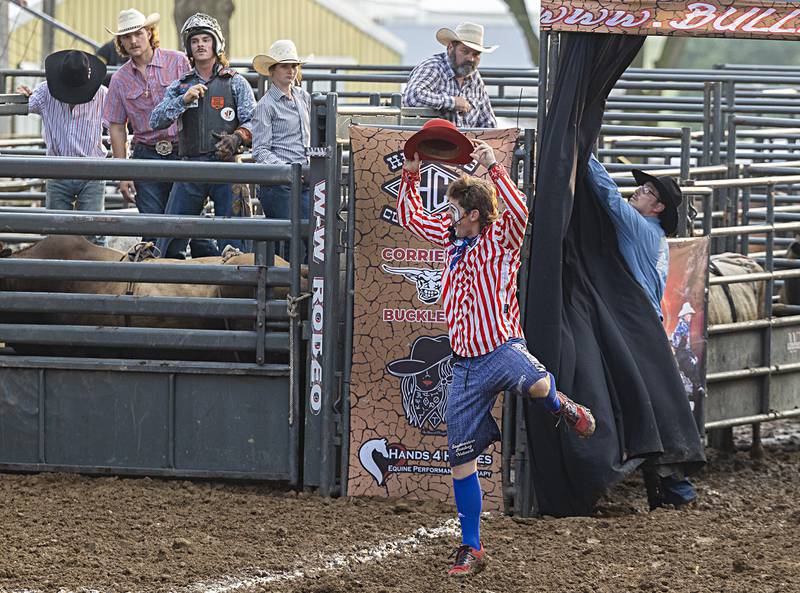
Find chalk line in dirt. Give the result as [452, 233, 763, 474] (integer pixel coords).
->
[0, 519, 459, 593]
[181, 518, 460, 593]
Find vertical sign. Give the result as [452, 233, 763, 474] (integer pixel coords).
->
[662, 237, 711, 432]
[348, 126, 520, 510]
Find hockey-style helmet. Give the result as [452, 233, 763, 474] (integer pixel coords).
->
[180, 13, 225, 58]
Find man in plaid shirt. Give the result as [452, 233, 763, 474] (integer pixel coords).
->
[398, 141, 596, 576]
[403, 22, 497, 129]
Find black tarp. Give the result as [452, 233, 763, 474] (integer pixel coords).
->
[523, 33, 706, 517]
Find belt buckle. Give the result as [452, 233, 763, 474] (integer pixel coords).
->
[155, 140, 173, 156]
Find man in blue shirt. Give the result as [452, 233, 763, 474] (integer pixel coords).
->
[150, 13, 255, 258]
[587, 155, 697, 508]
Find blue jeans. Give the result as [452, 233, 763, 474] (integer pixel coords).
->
[132, 145, 216, 254]
[447, 338, 548, 467]
[258, 184, 310, 260]
[45, 178, 106, 246]
[259, 184, 310, 220]
[155, 155, 244, 259]
[660, 475, 697, 506]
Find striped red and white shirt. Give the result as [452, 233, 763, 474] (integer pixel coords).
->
[27, 81, 107, 158]
[396, 164, 528, 357]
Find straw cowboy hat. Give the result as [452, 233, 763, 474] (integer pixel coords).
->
[436, 22, 498, 54]
[252, 40, 312, 76]
[44, 50, 106, 105]
[678, 302, 697, 318]
[105, 8, 160, 36]
[404, 118, 474, 165]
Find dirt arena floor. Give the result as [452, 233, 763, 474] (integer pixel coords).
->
[0, 420, 798, 593]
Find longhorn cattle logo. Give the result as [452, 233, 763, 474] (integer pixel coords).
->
[382, 265, 444, 305]
[387, 335, 452, 432]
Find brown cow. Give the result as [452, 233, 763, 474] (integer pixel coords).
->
[708, 252, 766, 325]
[0, 235, 306, 360]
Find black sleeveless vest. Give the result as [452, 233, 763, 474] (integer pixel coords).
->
[178, 65, 240, 157]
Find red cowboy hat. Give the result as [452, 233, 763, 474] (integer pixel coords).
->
[403, 118, 474, 165]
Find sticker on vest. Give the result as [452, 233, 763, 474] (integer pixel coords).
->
[220, 107, 236, 122]
[211, 96, 225, 110]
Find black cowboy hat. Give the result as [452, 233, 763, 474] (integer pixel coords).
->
[386, 335, 452, 376]
[44, 50, 106, 105]
[631, 169, 683, 236]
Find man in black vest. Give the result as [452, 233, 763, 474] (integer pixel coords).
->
[150, 13, 255, 258]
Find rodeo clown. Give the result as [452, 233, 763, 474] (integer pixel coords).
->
[150, 13, 256, 258]
[397, 119, 596, 576]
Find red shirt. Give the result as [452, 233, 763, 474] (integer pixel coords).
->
[397, 164, 528, 357]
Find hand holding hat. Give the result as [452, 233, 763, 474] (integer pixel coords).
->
[403, 118, 474, 165]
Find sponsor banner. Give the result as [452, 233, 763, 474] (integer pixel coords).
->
[662, 237, 710, 431]
[348, 125, 519, 510]
[541, 1, 800, 40]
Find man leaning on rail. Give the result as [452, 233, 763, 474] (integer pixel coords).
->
[149, 13, 256, 259]
[17, 50, 108, 246]
[403, 22, 497, 129]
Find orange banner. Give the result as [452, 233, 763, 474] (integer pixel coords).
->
[662, 237, 710, 426]
[541, 1, 800, 40]
[347, 125, 519, 511]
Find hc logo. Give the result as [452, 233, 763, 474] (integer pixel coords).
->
[381, 163, 460, 215]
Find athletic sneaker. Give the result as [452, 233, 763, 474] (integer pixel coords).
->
[448, 543, 486, 577]
[553, 391, 596, 438]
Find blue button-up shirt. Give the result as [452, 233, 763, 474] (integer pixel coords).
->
[587, 155, 669, 318]
[150, 63, 255, 132]
[251, 83, 310, 165]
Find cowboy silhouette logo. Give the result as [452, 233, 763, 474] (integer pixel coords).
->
[387, 335, 453, 433]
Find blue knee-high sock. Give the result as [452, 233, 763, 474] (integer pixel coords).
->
[539, 372, 561, 413]
[453, 472, 482, 550]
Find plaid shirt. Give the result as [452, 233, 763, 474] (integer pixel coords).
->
[103, 48, 190, 145]
[397, 164, 526, 357]
[403, 52, 496, 129]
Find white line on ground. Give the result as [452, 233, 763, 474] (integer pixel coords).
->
[0, 519, 460, 593]
[182, 519, 460, 593]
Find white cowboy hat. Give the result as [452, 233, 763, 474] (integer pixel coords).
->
[252, 40, 313, 76]
[678, 302, 696, 317]
[436, 22, 498, 54]
[105, 8, 160, 36]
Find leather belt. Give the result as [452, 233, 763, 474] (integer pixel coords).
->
[134, 141, 175, 156]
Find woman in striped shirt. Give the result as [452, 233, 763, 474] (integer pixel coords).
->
[397, 141, 596, 577]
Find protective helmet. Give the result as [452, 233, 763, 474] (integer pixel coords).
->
[180, 13, 225, 57]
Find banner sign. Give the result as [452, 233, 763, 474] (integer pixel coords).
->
[348, 125, 519, 510]
[662, 237, 710, 432]
[541, 1, 800, 40]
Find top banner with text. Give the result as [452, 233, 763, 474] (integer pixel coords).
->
[540, 2, 800, 40]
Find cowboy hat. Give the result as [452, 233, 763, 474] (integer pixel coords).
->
[404, 119, 474, 165]
[386, 336, 452, 377]
[436, 22, 498, 54]
[252, 40, 312, 76]
[678, 302, 696, 318]
[631, 169, 684, 236]
[105, 8, 160, 36]
[44, 50, 106, 105]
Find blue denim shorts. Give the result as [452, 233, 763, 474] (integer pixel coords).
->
[447, 338, 548, 467]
